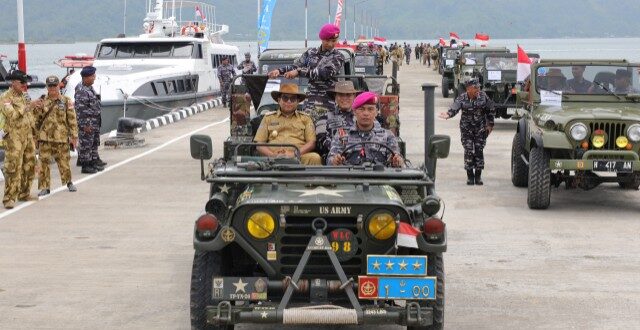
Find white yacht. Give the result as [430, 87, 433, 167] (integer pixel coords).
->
[64, 0, 240, 133]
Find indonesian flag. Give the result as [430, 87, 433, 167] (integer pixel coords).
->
[517, 45, 532, 82]
[397, 222, 420, 249]
[438, 38, 446, 46]
[373, 36, 386, 42]
[475, 33, 489, 47]
[195, 5, 206, 22]
[449, 32, 460, 40]
[334, 0, 344, 27]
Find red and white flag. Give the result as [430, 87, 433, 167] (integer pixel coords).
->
[397, 222, 420, 249]
[195, 5, 206, 22]
[374, 36, 386, 42]
[517, 45, 532, 82]
[475, 33, 489, 46]
[334, 0, 344, 27]
[449, 32, 460, 40]
[438, 38, 446, 46]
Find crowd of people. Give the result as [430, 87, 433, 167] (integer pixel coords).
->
[386, 42, 440, 69]
[0, 66, 104, 209]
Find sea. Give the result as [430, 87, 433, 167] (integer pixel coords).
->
[1, 38, 640, 95]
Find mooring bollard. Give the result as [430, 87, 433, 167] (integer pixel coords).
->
[392, 61, 398, 81]
[422, 83, 437, 178]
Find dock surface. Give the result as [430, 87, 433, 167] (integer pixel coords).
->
[1, 61, 639, 329]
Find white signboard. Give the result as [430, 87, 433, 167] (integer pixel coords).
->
[487, 70, 502, 81]
[445, 59, 454, 67]
[540, 90, 563, 106]
[264, 81, 281, 93]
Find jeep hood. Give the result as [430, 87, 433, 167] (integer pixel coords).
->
[534, 103, 640, 124]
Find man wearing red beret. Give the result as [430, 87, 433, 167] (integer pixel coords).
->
[268, 23, 345, 125]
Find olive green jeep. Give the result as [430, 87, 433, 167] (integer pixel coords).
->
[452, 46, 509, 98]
[511, 59, 640, 209]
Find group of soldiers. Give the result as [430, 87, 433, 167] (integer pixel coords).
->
[217, 52, 258, 107]
[251, 24, 402, 167]
[0, 65, 104, 209]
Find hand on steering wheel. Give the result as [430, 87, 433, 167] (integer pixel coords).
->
[339, 142, 403, 168]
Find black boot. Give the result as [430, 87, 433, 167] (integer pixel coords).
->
[81, 163, 97, 174]
[475, 169, 484, 185]
[92, 160, 105, 172]
[95, 158, 107, 167]
[467, 170, 475, 185]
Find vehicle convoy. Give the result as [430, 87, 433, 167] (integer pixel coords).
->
[511, 60, 640, 209]
[439, 47, 460, 98]
[453, 46, 510, 98]
[188, 73, 450, 329]
[481, 52, 539, 118]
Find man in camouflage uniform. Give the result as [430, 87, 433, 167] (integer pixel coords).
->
[328, 92, 403, 168]
[34, 76, 79, 196]
[75, 66, 105, 174]
[439, 79, 495, 185]
[217, 56, 236, 107]
[315, 81, 359, 163]
[1, 70, 38, 208]
[254, 83, 321, 165]
[268, 24, 345, 124]
[237, 52, 257, 75]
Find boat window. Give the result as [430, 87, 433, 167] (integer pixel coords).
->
[154, 82, 167, 95]
[151, 44, 172, 57]
[167, 80, 176, 94]
[191, 78, 198, 90]
[173, 44, 193, 57]
[98, 45, 116, 58]
[196, 44, 203, 59]
[185, 79, 193, 91]
[116, 45, 135, 58]
[134, 45, 151, 58]
[177, 79, 185, 92]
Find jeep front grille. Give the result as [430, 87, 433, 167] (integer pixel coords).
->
[588, 122, 627, 150]
[279, 216, 363, 277]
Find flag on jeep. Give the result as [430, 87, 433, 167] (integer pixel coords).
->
[397, 222, 420, 249]
[438, 38, 446, 46]
[517, 45, 532, 82]
[475, 33, 489, 47]
[449, 32, 460, 40]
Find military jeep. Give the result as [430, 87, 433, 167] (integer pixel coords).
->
[482, 53, 539, 119]
[452, 46, 510, 98]
[439, 47, 460, 98]
[188, 75, 450, 329]
[511, 60, 640, 209]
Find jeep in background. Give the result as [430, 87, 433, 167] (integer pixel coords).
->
[453, 46, 510, 98]
[511, 60, 640, 209]
[439, 47, 460, 98]
[482, 53, 539, 118]
[188, 75, 450, 329]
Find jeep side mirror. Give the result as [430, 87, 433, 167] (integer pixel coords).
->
[428, 134, 450, 159]
[190, 134, 213, 160]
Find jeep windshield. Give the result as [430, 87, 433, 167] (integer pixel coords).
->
[485, 56, 518, 71]
[443, 49, 459, 68]
[257, 78, 309, 113]
[535, 65, 640, 95]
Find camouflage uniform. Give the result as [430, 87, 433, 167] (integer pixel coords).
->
[316, 108, 355, 163]
[277, 47, 345, 123]
[75, 83, 101, 166]
[34, 94, 78, 190]
[447, 91, 495, 170]
[217, 62, 236, 106]
[327, 125, 400, 166]
[1, 89, 37, 205]
[237, 60, 257, 75]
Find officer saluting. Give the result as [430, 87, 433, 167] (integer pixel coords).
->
[439, 79, 495, 185]
[75, 66, 106, 174]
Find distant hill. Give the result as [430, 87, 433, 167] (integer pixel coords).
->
[1, 0, 639, 43]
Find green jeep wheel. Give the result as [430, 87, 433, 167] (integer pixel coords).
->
[617, 173, 640, 190]
[527, 146, 551, 209]
[511, 134, 528, 187]
[407, 253, 444, 330]
[190, 250, 234, 330]
[441, 78, 449, 98]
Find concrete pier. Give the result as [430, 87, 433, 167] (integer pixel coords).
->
[1, 60, 639, 329]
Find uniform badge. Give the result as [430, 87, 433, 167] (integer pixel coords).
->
[270, 130, 278, 139]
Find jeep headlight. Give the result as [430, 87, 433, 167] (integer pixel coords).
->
[627, 124, 640, 142]
[246, 211, 276, 239]
[569, 123, 589, 141]
[367, 211, 397, 240]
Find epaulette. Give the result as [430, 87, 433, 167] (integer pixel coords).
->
[262, 111, 277, 116]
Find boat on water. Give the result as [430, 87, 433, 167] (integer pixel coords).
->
[63, 0, 240, 134]
[0, 54, 46, 90]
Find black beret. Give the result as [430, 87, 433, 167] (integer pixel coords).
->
[80, 66, 97, 77]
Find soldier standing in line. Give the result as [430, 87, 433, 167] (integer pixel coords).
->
[268, 23, 345, 124]
[328, 92, 404, 168]
[1, 70, 39, 209]
[315, 81, 360, 163]
[75, 66, 106, 174]
[34, 76, 79, 196]
[439, 79, 495, 185]
[217, 56, 236, 107]
[404, 44, 411, 65]
[237, 52, 257, 75]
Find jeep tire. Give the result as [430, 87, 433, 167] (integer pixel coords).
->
[617, 173, 640, 190]
[511, 134, 528, 187]
[190, 250, 234, 330]
[407, 253, 444, 330]
[441, 78, 449, 98]
[527, 146, 551, 209]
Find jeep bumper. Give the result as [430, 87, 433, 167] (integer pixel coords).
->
[550, 150, 640, 171]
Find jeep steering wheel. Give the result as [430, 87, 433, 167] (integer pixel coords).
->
[340, 141, 400, 166]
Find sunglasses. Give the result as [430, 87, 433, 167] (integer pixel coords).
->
[280, 95, 299, 103]
[19, 81, 28, 85]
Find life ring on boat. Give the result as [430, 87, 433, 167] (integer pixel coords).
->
[181, 24, 200, 36]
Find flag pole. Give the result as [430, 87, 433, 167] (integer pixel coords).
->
[305, 0, 308, 48]
[257, 0, 261, 56]
[16, 0, 26, 72]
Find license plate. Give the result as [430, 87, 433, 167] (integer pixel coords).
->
[593, 160, 633, 173]
[366, 255, 427, 276]
[506, 108, 517, 115]
[355, 67, 365, 73]
[358, 276, 436, 300]
[211, 277, 268, 301]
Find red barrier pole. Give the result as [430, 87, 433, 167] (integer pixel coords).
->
[17, 0, 27, 72]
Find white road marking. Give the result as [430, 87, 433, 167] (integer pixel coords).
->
[0, 117, 229, 220]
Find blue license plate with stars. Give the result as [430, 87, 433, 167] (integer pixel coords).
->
[366, 255, 428, 276]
